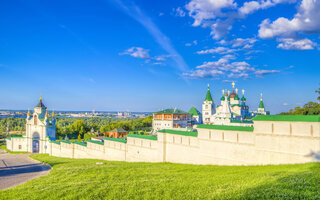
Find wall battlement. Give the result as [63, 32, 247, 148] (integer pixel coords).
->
[45, 115, 320, 165]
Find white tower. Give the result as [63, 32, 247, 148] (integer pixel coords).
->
[202, 84, 216, 124]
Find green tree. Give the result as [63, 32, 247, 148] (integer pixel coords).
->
[77, 134, 81, 142]
[316, 88, 320, 101]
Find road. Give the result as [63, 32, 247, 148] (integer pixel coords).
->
[0, 150, 51, 190]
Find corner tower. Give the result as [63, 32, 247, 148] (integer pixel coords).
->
[202, 84, 216, 124]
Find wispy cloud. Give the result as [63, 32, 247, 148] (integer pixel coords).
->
[110, 0, 188, 71]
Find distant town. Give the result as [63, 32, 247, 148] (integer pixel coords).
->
[0, 110, 152, 119]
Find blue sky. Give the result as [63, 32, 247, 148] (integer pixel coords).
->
[0, 0, 319, 114]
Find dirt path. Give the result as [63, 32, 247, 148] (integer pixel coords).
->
[0, 152, 51, 190]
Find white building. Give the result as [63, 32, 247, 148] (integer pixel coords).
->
[6, 96, 56, 153]
[202, 82, 267, 126]
[152, 108, 191, 133]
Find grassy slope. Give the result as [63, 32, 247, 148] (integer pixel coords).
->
[0, 154, 319, 200]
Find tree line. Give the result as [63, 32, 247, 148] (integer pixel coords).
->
[280, 88, 320, 115]
[0, 116, 153, 137]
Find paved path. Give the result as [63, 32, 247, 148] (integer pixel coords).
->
[0, 151, 51, 190]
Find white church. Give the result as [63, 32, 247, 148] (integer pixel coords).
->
[202, 82, 269, 126]
[6, 96, 56, 153]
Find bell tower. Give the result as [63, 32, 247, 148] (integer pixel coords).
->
[202, 84, 216, 124]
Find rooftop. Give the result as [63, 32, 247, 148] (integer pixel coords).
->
[189, 107, 201, 116]
[155, 108, 188, 114]
[158, 129, 198, 137]
[197, 124, 254, 132]
[253, 115, 320, 122]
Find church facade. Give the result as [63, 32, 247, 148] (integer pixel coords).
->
[6, 96, 56, 153]
[202, 82, 269, 126]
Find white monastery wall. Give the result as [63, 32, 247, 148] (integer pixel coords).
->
[46, 120, 320, 166]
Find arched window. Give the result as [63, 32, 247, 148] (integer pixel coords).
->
[205, 105, 208, 109]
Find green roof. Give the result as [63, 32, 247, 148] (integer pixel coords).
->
[205, 87, 213, 101]
[241, 96, 246, 101]
[253, 115, 320, 122]
[155, 108, 187, 114]
[220, 96, 225, 101]
[189, 107, 201, 116]
[60, 140, 71, 144]
[73, 141, 87, 147]
[50, 140, 60, 145]
[231, 104, 241, 107]
[158, 129, 198, 137]
[234, 95, 240, 100]
[104, 137, 127, 143]
[87, 140, 104, 145]
[127, 134, 158, 140]
[197, 124, 254, 132]
[230, 120, 253, 124]
[259, 100, 265, 109]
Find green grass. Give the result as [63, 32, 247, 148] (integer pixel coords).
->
[0, 154, 319, 199]
[0, 143, 28, 154]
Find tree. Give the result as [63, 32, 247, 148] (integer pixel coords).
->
[316, 88, 320, 101]
[77, 134, 81, 142]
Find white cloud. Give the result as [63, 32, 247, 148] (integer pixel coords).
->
[231, 38, 257, 48]
[196, 47, 238, 54]
[174, 7, 186, 17]
[255, 69, 280, 77]
[185, 40, 198, 46]
[277, 38, 316, 50]
[183, 58, 280, 79]
[258, 0, 320, 48]
[121, 47, 150, 59]
[186, 0, 237, 26]
[283, 102, 290, 106]
[239, 0, 296, 15]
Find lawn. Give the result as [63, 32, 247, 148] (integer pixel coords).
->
[0, 154, 319, 199]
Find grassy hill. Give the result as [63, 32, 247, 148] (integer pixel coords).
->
[0, 154, 319, 199]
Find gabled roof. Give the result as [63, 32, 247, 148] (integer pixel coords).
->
[109, 127, 127, 133]
[189, 107, 201, 116]
[253, 115, 320, 122]
[155, 108, 188, 114]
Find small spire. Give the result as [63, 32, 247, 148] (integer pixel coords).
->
[235, 88, 238, 94]
[242, 89, 245, 95]
[260, 93, 263, 100]
[208, 83, 210, 90]
[222, 89, 224, 94]
[40, 94, 42, 101]
[27, 108, 30, 117]
[232, 81, 235, 89]
[45, 109, 48, 118]
[228, 90, 230, 95]
[52, 108, 55, 117]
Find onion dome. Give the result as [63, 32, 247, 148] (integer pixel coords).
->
[241, 96, 246, 101]
[220, 96, 225, 101]
[35, 95, 46, 108]
[234, 94, 240, 100]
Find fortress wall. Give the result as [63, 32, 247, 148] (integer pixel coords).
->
[50, 143, 63, 157]
[104, 140, 126, 161]
[73, 144, 89, 159]
[86, 142, 105, 159]
[59, 142, 74, 158]
[126, 137, 159, 162]
[45, 119, 319, 166]
[8, 138, 28, 152]
[160, 133, 200, 164]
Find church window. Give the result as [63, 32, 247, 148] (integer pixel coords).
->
[19, 145, 22, 150]
[34, 115, 38, 125]
[205, 105, 208, 109]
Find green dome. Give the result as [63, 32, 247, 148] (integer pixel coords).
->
[220, 96, 225, 101]
[234, 95, 240, 100]
[227, 96, 230, 101]
[241, 96, 246, 101]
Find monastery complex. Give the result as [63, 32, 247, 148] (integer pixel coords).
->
[6, 83, 320, 166]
